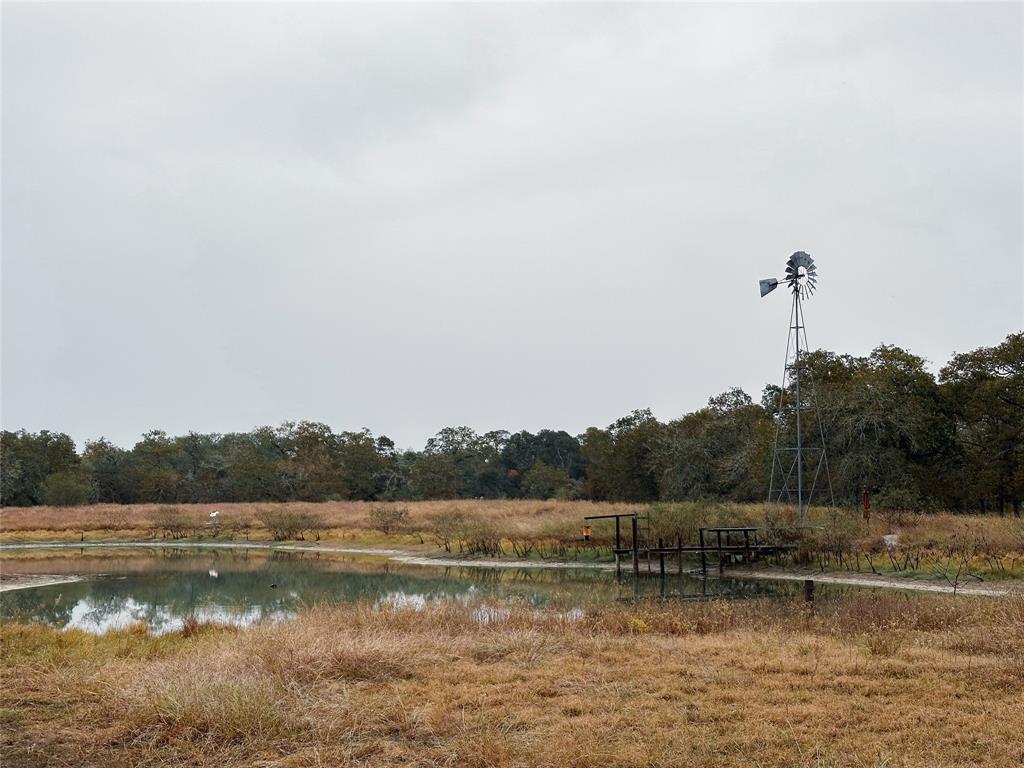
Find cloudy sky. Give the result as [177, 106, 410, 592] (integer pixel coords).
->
[2, 2, 1021, 451]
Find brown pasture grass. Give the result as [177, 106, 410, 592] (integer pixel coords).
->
[0, 499, 640, 535]
[3, 499, 1022, 541]
[2, 593, 1023, 767]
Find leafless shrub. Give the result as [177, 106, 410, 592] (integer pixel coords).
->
[224, 515, 253, 541]
[152, 506, 193, 539]
[255, 509, 323, 541]
[428, 508, 470, 553]
[460, 515, 504, 557]
[933, 531, 983, 596]
[368, 504, 410, 534]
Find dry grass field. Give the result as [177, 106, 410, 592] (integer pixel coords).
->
[0, 499, 637, 537]
[2, 593, 1023, 768]
[3, 502, 1023, 765]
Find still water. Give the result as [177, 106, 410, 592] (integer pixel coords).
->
[1, 545, 840, 634]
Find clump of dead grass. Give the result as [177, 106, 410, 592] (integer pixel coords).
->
[247, 618, 419, 684]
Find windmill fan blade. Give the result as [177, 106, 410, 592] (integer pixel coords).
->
[788, 251, 813, 271]
[759, 278, 779, 297]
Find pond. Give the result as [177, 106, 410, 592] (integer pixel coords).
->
[1, 545, 852, 634]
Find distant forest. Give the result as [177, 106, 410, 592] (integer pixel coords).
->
[2, 333, 1021, 514]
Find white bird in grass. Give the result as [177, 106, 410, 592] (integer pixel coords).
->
[209, 511, 219, 518]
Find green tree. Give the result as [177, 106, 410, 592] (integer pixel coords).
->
[521, 461, 570, 499]
[811, 346, 953, 508]
[222, 428, 289, 501]
[130, 430, 182, 503]
[0, 430, 80, 505]
[501, 429, 584, 497]
[38, 470, 92, 507]
[409, 452, 462, 499]
[580, 427, 615, 500]
[284, 421, 345, 501]
[422, 426, 500, 497]
[940, 333, 1024, 514]
[581, 410, 662, 502]
[82, 438, 133, 503]
[176, 431, 224, 502]
[336, 430, 386, 500]
[656, 388, 771, 501]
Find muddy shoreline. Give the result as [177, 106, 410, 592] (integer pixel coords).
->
[0, 573, 84, 592]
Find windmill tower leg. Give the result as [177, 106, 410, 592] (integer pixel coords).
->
[794, 291, 804, 524]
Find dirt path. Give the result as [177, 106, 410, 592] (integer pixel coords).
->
[730, 567, 1022, 598]
[1, 540, 1020, 597]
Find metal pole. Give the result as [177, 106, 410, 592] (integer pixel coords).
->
[794, 291, 804, 523]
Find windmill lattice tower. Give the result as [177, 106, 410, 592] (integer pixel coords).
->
[759, 252, 835, 523]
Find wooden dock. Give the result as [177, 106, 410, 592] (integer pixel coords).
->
[583, 514, 795, 576]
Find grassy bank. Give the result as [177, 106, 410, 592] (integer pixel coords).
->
[3, 500, 1024, 580]
[2, 594, 1023, 767]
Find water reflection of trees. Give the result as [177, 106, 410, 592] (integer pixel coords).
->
[2, 554, 613, 631]
[1, 549, 854, 633]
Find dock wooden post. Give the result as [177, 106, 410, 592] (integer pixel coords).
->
[716, 529, 724, 575]
[658, 538, 665, 577]
[677, 535, 683, 574]
[631, 515, 639, 576]
[699, 528, 707, 575]
[615, 516, 621, 577]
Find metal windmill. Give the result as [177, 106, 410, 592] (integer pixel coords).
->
[759, 251, 834, 523]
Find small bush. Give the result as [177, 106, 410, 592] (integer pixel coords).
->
[256, 509, 323, 541]
[153, 506, 192, 539]
[459, 515, 504, 556]
[628, 617, 650, 634]
[865, 630, 906, 657]
[368, 505, 410, 534]
[224, 515, 254, 540]
[428, 508, 469, 552]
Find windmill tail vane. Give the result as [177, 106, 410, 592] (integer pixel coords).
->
[758, 251, 834, 522]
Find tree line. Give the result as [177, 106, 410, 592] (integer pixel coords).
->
[2, 333, 1021, 514]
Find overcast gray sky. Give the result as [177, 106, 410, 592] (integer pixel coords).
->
[2, 2, 1022, 451]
